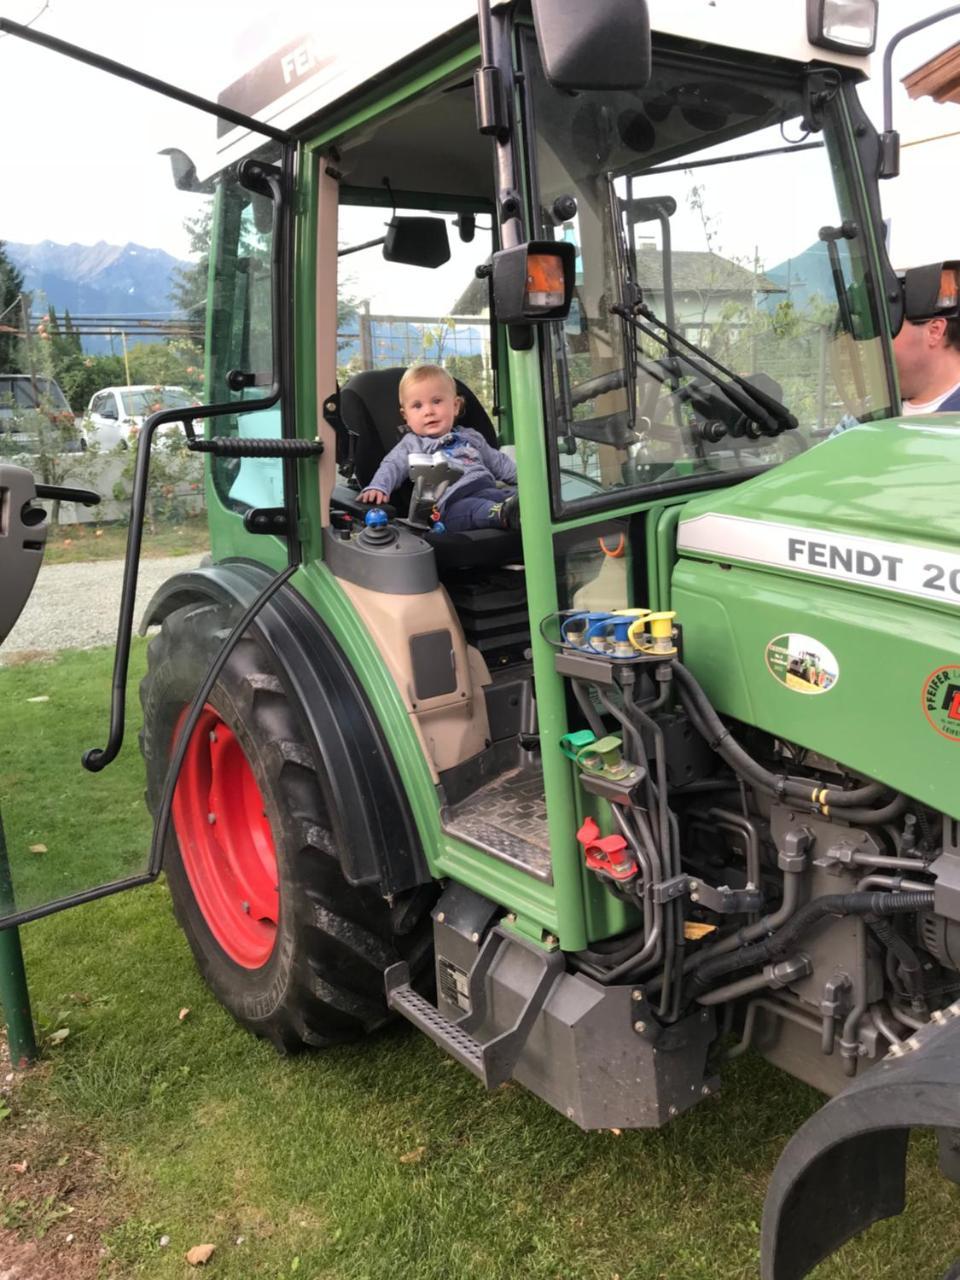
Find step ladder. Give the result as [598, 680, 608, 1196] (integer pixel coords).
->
[385, 926, 564, 1089]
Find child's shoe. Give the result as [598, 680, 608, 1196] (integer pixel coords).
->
[499, 494, 521, 530]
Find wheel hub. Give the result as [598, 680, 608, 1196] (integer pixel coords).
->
[172, 705, 279, 968]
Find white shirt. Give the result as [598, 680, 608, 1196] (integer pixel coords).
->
[901, 379, 960, 415]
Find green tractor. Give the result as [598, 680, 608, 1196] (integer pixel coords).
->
[3, 2, 960, 1275]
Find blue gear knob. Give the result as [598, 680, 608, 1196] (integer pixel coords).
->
[364, 508, 388, 528]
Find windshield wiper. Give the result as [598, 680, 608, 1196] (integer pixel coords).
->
[611, 299, 799, 438]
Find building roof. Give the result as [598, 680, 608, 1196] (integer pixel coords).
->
[451, 249, 781, 313]
[903, 42, 960, 106]
[634, 249, 782, 293]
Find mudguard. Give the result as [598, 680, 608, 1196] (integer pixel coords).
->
[760, 998, 960, 1280]
[140, 560, 430, 896]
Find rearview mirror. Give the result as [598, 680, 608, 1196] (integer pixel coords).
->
[531, 0, 651, 90]
[902, 261, 960, 323]
[383, 216, 450, 268]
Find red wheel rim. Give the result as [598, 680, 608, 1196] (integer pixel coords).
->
[171, 705, 279, 968]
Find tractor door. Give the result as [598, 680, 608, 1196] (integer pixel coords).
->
[0, 21, 298, 926]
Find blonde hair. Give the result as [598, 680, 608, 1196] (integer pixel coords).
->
[398, 363, 457, 404]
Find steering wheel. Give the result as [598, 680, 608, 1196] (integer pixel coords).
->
[569, 368, 630, 407]
[564, 359, 684, 451]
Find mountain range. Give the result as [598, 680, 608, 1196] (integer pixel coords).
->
[5, 239, 189, 321]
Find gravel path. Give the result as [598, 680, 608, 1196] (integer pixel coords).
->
[2, 555, 206, 663]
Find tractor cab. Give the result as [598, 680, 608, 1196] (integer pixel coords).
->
[7, 3, 960, 1278]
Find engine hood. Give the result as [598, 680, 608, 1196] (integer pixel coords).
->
[677, 419, 960, 614]
[670, 417, 960, 819]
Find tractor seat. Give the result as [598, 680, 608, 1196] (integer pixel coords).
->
[334, 367, 522, 570]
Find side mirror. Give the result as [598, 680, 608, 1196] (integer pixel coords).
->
[878, 7, 959, 179]
[491, 240, 576, 325]
[382, 216, 450, 268]
[902, 261, 960, 323]
[531, 0, 651, 90]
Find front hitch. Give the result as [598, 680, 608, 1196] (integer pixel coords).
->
[761, 998, 960, 1279]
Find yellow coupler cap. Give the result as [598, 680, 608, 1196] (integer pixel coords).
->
[637, 610, 677, 655]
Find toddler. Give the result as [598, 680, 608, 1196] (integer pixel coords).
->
[359, 365, 519, 531]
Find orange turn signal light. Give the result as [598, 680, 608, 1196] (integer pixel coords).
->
[526, 253, 567, 310]
[490, 240, 575, 326]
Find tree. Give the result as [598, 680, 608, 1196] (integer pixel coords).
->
[42, 304, 82, 370]
[127, 340, 203, 394]
[0, 241, 24, 373]
[168, 205, 213, 318]
[56, 353, 126, 413]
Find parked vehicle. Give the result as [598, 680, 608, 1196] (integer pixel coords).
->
[5, 4, 960, 1278]
[85, 384, 199, 449]
[0, 374, 85, 455]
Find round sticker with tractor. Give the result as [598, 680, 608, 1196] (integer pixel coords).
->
[765, 633, 839, 695]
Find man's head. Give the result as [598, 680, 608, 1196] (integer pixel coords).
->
[398, 364, 463, 438]
[892, 314, 960, 403]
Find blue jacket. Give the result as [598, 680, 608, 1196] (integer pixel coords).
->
[364, 427, 517, 511]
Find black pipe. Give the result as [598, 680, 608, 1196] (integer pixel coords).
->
[673, 663, 889, 809]
[0, 18, 293, 143]
[690, 890, 934, 994]
[868, 915, 926, 1009]
[833, 792, 909, 826]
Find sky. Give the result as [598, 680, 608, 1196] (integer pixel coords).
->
[0, 0, 958, 314]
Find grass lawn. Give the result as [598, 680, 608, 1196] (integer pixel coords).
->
[42, 517, 210, 565]
[1, 646, 958, 1278]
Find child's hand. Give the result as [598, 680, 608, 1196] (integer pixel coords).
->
[359, 488, 388, 504]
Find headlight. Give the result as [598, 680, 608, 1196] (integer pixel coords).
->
[807, 0, 877, 53]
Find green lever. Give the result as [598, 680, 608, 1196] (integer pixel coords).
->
[576, 734, 631, 779]
[559, 729, 597, 760]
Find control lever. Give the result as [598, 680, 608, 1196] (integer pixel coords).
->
[406, 453, 463, 528]
[0, 466, 100, 644]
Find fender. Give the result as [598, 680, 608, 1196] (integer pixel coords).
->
[140, 559, 430, 896]
[760, 998, 960, 1280]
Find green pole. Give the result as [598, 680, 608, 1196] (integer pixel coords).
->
[0, 806, 37, 1067]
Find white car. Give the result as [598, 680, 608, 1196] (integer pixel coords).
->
[85, 385, 199, 449]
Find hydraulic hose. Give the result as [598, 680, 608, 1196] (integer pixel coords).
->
[571, 679, 606, 741]
[829, 792, 909, 826]
[868, 914, 926, 1008]
[690, 889, 934, 994]
[573, 807, 664, 984]
[673, 662, 889, 809]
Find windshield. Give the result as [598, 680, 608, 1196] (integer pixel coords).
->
[526, 35, 895, 512]
[120, 387, 197, 416]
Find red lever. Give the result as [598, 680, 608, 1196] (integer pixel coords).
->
[576, 817, 638, 882]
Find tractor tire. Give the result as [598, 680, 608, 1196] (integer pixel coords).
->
[139, 599, 435, 1052]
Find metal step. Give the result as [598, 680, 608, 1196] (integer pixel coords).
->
[385, 927, 564, 1089]
[442, 767, 552, 883]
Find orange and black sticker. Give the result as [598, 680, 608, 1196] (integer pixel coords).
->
[922, 665, 960, 742]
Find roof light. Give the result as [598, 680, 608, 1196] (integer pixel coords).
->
[807, 0, 878, 54]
